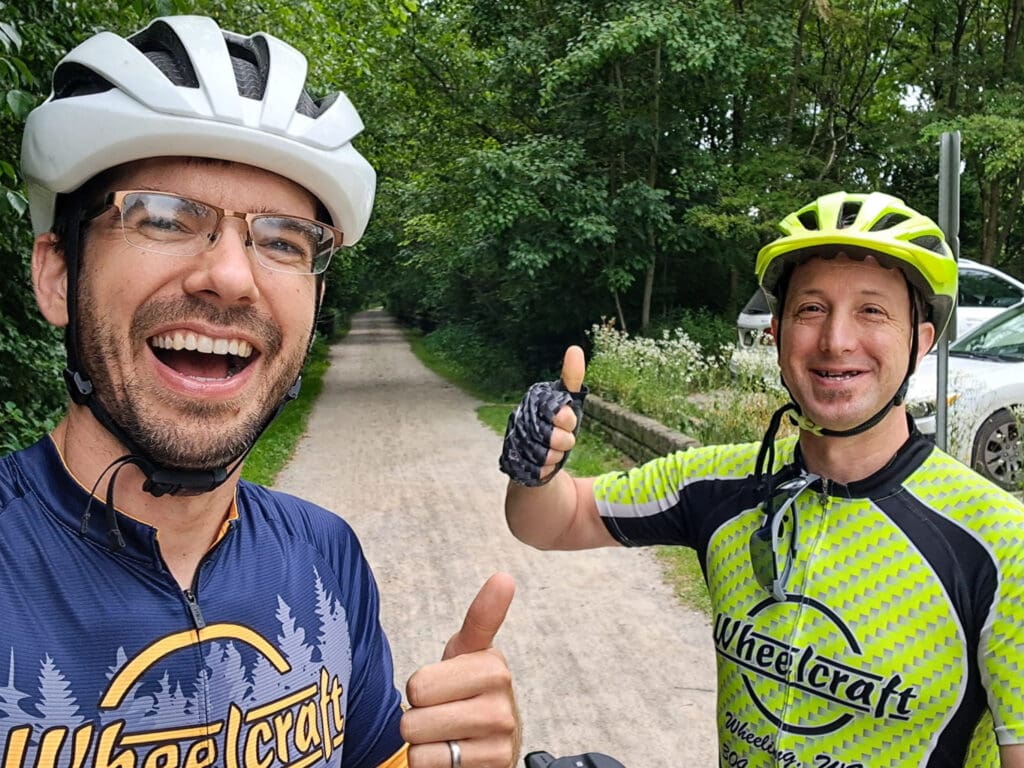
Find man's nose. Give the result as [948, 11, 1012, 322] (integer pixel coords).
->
[181, 219, 261, 306]
[818, 311, 856, 354]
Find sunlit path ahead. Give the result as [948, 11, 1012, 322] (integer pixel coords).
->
[273, 308, 717, 766]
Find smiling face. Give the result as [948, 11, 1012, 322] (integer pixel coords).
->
[773, 254, 935, 434]
[71, 158, 320, 470]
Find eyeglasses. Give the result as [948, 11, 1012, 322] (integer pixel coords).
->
[94, 191, 344, 276]
[748, 472, 820, 602]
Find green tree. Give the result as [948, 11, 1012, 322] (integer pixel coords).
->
[911, 0, 1024, 271]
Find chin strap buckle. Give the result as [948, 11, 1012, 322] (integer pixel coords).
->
[143, 467, 230, 497]
[63, 368, 93, 404]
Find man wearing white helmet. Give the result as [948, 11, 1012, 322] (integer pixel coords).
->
[1, 15, 517, 768]
[499, 192, 1024, 766]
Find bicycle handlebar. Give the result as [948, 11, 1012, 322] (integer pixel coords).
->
[524, 750, 626, 768]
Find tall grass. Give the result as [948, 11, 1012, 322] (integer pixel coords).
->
[587, 319, 794, 446]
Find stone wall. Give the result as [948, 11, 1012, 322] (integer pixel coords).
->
[583, 394, 700, 463]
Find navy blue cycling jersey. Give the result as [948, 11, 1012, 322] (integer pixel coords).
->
[0, 436, 405, 768]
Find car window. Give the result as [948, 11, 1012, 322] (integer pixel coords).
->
[958, 268, 1024, 309]
[742, 288, 771, 314]
[953, 307, 1024, 360]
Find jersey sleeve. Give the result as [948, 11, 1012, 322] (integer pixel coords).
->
[592, 441, 764, 548]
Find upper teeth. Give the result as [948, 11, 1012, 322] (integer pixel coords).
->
[150, 332, 253, 357]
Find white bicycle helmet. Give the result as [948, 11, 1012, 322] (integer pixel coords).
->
[19, 16, 376, 503]
[21, 14, 375, 242]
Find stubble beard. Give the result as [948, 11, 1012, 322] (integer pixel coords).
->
[802, 379, 885, 432]
[76, 287, 308, 471]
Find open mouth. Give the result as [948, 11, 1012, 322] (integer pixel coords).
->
[813, 369, 862, 381]
[149, 331, 256, 381]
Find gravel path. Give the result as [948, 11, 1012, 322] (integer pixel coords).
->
[272, 308, 718, 766]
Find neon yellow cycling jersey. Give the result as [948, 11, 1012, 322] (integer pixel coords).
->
[594, 428, 1024, 767]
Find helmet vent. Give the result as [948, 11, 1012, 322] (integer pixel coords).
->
[52, 62, 115, 99]
[838, 201, 861, 228]
[870, 213, 909, 231]
[910, 235, 945, 254]
[129, 21, 200, 88]
[229, 40, 269, 101]
[230, 36, 319, 116]
[797, 211, 819, 230]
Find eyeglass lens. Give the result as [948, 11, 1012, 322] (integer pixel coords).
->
[117, 191, 335, 275]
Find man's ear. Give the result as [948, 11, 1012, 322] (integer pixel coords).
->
[916, 321, 937, 365]
[32, 232, 69, 328]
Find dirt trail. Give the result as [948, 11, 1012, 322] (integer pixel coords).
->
[272, 309, 718, 766]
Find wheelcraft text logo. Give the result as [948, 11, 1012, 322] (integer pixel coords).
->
[713, 596, 919, 735]
[0, 569, 355, 768]
[1, 623, 347, 768]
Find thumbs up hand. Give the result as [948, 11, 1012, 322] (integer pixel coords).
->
[401, 573, 519, 768]
[498, 346, 589, 487]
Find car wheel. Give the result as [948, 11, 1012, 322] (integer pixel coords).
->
[972, 409, 1023, 490]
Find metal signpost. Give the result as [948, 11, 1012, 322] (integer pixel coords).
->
[936, 131, 961, 451]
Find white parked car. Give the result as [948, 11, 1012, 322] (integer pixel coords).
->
[906, 304, 1024, 490]
[953, 258, 1024, 334]
[729, 259, 1024, 383]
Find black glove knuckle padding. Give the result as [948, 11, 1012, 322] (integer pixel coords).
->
[499, 379, 589, 486]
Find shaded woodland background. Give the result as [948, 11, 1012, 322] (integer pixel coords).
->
[4, 0, 1024, 449]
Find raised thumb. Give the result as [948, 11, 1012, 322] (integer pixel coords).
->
[442, 572, 516, 660]
[560, 345, 586, 393]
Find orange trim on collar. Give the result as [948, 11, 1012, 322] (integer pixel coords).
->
[212, 496, 240, 545]
[49, 432, 238, 550]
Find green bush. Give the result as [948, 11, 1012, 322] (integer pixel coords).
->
[1, 400, 57, 454]
[411, 323, 530, 402]
[646, 306, 735, 354]
[0, 306, 65, 453]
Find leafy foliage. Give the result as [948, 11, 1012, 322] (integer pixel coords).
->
[407, 323, 530, 402]
[0, 1, 165, 453]
[5, 0, 1024, 451]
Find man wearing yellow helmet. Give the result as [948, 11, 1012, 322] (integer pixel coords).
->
[499, 192, 1024, 766]
[755, 191, 957, 444]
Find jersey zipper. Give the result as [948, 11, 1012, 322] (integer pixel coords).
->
[180, 521, 236, 630]
[776, 477, 833, 764]
[183, 588, 206, 629]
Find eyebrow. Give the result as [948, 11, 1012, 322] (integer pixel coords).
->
[113, 185, 297, 216]
[792, 286, 895, 300]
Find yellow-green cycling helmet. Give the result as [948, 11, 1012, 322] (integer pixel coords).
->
[755, 191, 958, 335]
